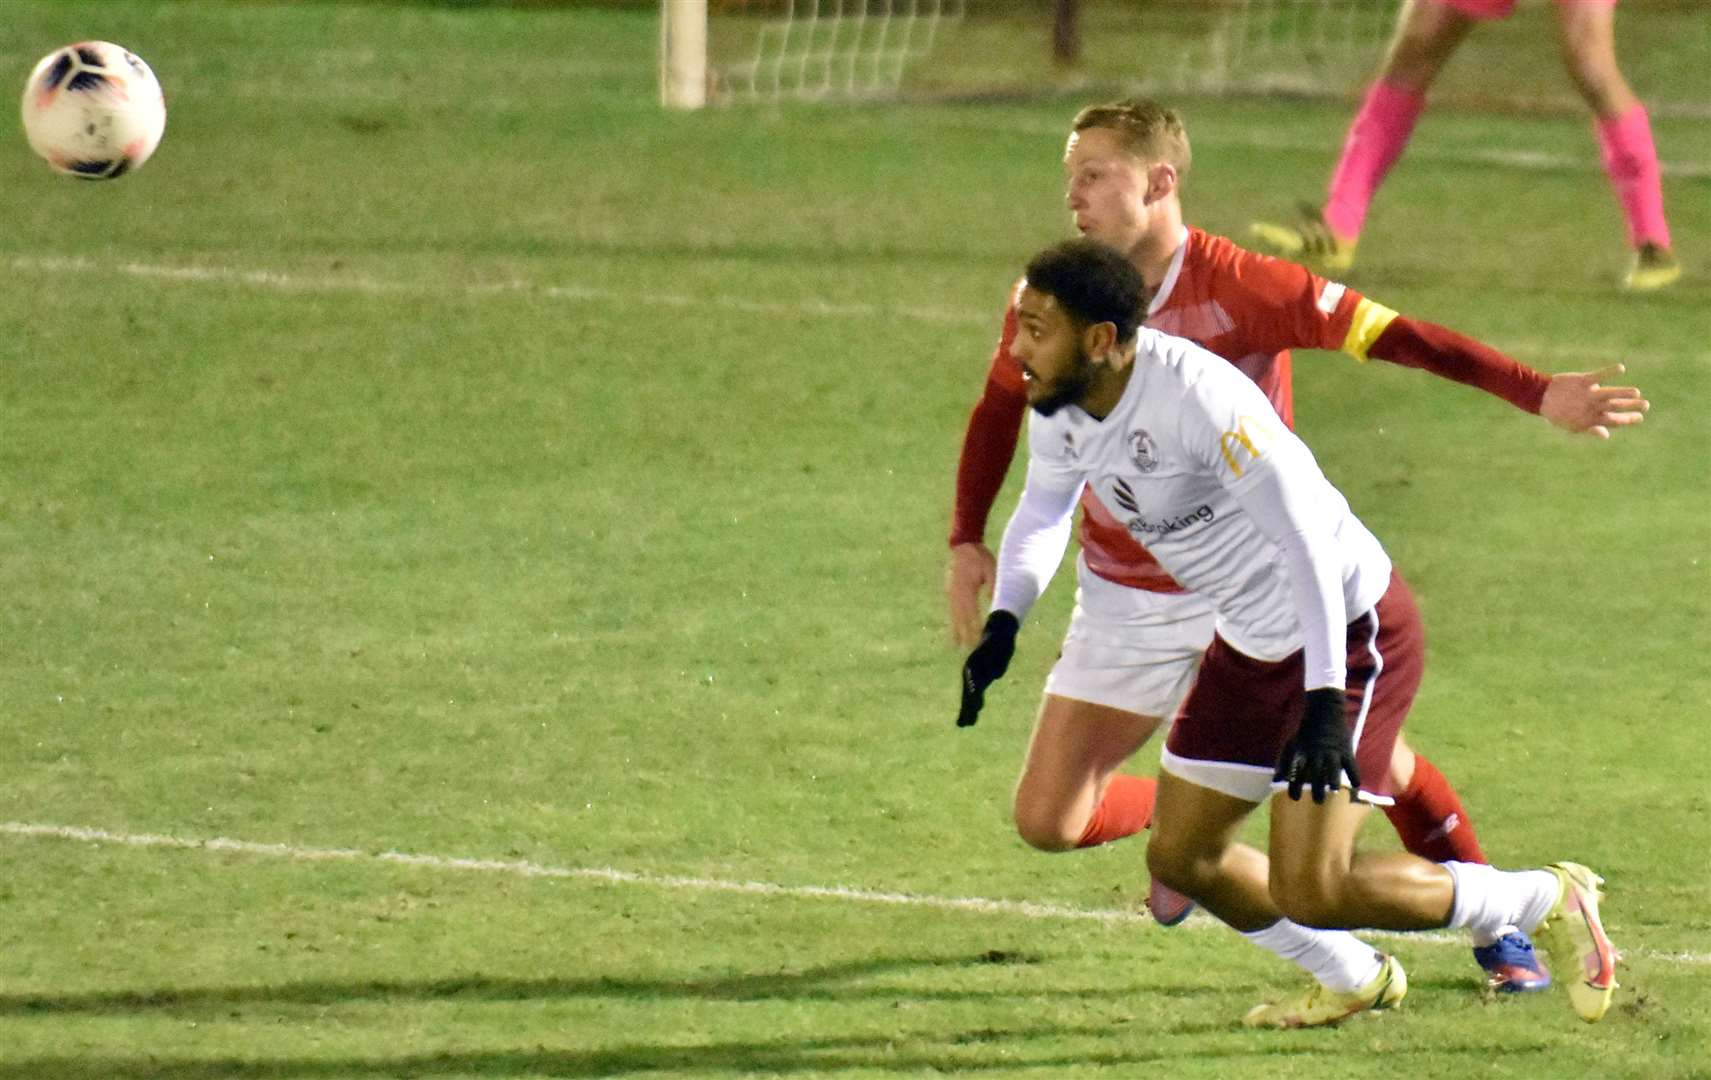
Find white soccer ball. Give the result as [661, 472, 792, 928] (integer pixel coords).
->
[20, 41, 166, 180]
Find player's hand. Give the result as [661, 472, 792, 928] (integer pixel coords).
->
[1539, 364, 1649, 439]
[1274, 687, 1360, 803]
[957, 610, 1019, 728]
[946, 543, 997, 648]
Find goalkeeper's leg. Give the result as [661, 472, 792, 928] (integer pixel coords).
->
[1250, 1, 1478, 269]
[1555, 0, 1679, 289]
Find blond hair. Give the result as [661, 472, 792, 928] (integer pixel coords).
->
[1070, 98, 1191, 176]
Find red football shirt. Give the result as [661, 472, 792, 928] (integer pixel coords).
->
[951, 228, 1547, 591]
[959, 228, 1365, 591]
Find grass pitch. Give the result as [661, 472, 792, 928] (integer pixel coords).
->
[2, 2, 1708, 1077]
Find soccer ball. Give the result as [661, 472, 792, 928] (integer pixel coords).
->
[20, 42, 166, 180]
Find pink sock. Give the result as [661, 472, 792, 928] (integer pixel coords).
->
[1596, 104, 1671, 249]
[1323, 80, 1427, 242]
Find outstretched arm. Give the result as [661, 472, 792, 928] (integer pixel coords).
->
[1365, 316, 1649, 437]
[1222, 245, 1650, 438]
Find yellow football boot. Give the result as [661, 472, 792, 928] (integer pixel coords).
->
[1242, 952, 1406, 1029]
[1535, 861, 1619, 1022]
[1623, 243, 1681, 290]
[1249, 203, 1357, 272]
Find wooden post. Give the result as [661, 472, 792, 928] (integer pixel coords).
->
[661, 0, 708, 109]
[1053, 0, 1082, 67]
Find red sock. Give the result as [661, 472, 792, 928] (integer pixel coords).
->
[1383, 754, 1486, 864]
[1075, 774, 1156, 849]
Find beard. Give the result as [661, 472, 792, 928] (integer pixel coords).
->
[1028, 348, 1095, 417]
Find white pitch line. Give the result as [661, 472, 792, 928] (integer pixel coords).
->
[0, 254, 989, 328]
[4, 821, 1706, 967]
[0, 820, 1138, 924]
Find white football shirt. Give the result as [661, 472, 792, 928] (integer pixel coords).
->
[994, 328, 1392, 690]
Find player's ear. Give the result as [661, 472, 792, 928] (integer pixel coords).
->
[1146, 163, 1177, 203]
[1083, 320, 1119, 366]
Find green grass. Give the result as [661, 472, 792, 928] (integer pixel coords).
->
[2, 2, 1708, 1077]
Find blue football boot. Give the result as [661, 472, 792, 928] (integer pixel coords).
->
[1472, 930, 1551, 993]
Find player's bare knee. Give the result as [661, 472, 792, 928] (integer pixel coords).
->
[1144, 832, 1202, 892]
[1012, 803, 1080, 852]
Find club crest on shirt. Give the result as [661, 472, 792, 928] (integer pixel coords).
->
[1063, 430, 1079, 461]
[1127, 429, 1159, 473]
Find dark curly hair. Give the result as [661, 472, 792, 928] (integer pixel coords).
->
[1023, 239, 1145, 344]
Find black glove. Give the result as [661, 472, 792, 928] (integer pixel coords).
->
[957, 611, 1019, 728]
[1274, 687, 1360, 803]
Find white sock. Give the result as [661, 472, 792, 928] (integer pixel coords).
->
[1242, 919, 1384, 993]
[1444, 861, 1559, 947]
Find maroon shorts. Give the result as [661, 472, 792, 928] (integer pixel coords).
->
[1160, 572, 1425, 806]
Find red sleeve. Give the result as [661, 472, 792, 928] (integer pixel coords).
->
[1214, 239, 1359, 355]
[949, 301, 1028, 548]
[1368, 316, 1550, 414]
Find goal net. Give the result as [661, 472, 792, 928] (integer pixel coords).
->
[664, 0, 1707, 117]
[1122, 0, 1706, 117]
[662, 0, 967, 108]
[1139, 0, 1401, 98]
[661, 0, 1393, 109]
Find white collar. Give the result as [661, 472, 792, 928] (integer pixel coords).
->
[1146, 226, 1191, 317]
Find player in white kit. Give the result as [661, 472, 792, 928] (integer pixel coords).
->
[975, 237, 1619, 1027]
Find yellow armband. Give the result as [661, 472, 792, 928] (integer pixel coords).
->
[1340, 298, 1399, 362]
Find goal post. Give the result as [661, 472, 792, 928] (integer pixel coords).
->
[660, 0, 709, 110]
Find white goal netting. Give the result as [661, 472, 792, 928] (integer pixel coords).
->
[663, 0, 967, 107]
[1124, 0, 1705, 117]
[1153, 0, 1401, 97]
[667, 0, 1393, 108]
[666, 0, 1704, 116]
[719, 0, 966, 105]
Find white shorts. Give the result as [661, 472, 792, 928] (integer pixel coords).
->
[1042, 555, 1218, 718]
